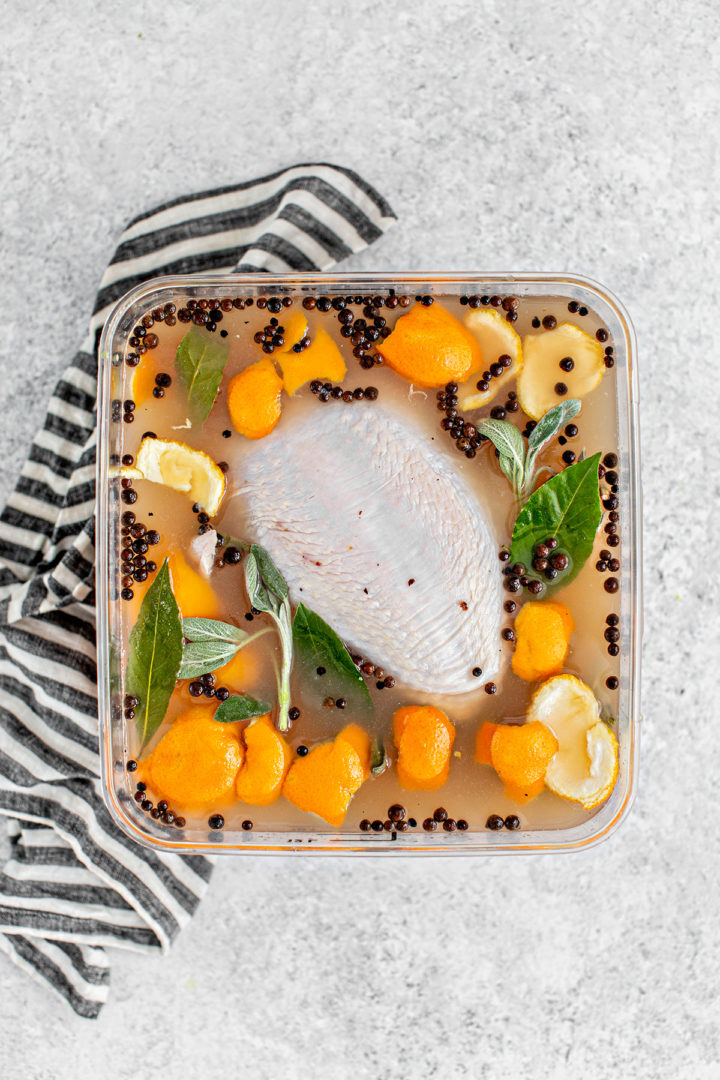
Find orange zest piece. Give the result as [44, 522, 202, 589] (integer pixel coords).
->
[511, 600, 574, 682]
[276, 326, 346, 395]
[489, 722, 558, 804]
[475, 721, 499, 765]
[147, 706, 244, 808]
[282, 723, 370, 826]
[274, 312, 308, 353]
[168, 550, 222, 619]
[393, 705, 455, 790]
[376, 302, 482, 388]
[336, 723, 371, 772]
[227, 358, 283, 439]
[130, 357, 160, 407]
[236, 715, 291, 806]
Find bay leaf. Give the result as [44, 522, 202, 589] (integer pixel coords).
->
[510, 452, 603, 588]
[125, 559, 183, 749]
[174, 326, 229, 425]
[293, 603, 372, 709]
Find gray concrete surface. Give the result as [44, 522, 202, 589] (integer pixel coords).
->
[1, 1, 719, 1077]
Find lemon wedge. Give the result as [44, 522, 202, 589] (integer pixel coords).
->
[457, 308, 523, 410]
[134, 437, 226, 516]
[527, 674, 618, 809]
[517, 323, 605, 421]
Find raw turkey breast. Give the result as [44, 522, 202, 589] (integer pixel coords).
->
[240, 405, 502, 694]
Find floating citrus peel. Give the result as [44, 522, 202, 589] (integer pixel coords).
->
[393, 705, 455, 790]
[282, 724, 371, 826]
[457, 308, 523, 409]
[476, 675, 618, 809]
[517, 323, 605, 420]
[511, 600, 574, 682]
[528, 675, 618, 809]
[133, 436, 227, 516]
[377, 301, 482, 387]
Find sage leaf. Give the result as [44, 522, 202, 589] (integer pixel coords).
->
[251, 543, 288, 602]
[125, 559, 183, 749]
[244, 547, 273, 614]
[243, 543, 293, 731]
[293, 603, 372, 709]
[182, 617, 249, 645]
[214, 694, 271, 723]
[477, 418, 525, 474]
[510, 452, 603, 588]
[370, 736, 387, 775]
[174, 326, 230, 425]
[497, 452, 520, 491]
[178, 640, 242, 680]
[523, 399, 582, 495]
[527, 399, 582, 456]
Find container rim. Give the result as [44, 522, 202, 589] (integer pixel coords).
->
[96, 271, 641, 856]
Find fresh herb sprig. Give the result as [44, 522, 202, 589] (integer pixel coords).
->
[479, 399, 582, 501]
[244, 544, 294, 732]
[178, 616, 272, 680]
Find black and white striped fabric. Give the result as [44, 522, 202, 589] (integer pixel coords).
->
[0, 163, 396, 1017]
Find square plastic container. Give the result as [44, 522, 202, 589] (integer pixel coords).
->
[97, 273, 641, 855]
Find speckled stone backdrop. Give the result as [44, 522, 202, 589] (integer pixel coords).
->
[1, 1, 719, 1077]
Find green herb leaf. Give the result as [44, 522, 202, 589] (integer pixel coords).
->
[178, 640, 242, 680]
[510, 452, 603, 588]
[293, 603, 372, 709]
[214, 694, 271, 723]
[370, 736, 387, 775]
[251, 544, 288, 603]
[477, 418, 525, 480]
[182, 617, 249, 645]
[243, 544, 294, 731]
[527, 399, 582, 456]
[244, 547, 273, 614]
[174, 326, 230, 425]
[523, 399, 582, 496]
[125, 559, 183, 749]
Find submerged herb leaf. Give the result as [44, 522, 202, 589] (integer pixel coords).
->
[174, 326, 230, 425]
[370, 736, 387, 775]
[243, 543, 293, 731]
[125, 559, 183, 749]
[214, 694, 271, 723]
[293, 603, 372, 709]
[527, 399, 582, 456]
[477, 418, 525, 476]
[523, 399, 582, 495]
[244, 548, 273, 614]
[178, 640, 242, 680]
[182, 617, 249, 645]
[250, 544, 288, 603]
[510, 452, 603, 588]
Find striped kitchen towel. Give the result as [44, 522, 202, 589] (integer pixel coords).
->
[0, 163, 396, 1018]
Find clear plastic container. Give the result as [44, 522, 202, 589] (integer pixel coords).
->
[97, 273, 641, 855]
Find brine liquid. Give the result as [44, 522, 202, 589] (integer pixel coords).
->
[109, 292, 621, 835]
